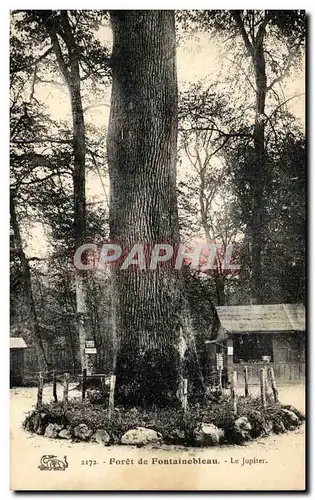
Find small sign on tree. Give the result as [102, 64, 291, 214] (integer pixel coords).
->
[216, 353, 224, 370]
[85, 340, 97, 354]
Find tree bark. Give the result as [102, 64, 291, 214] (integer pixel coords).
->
[107, 11, 199, 407]
[10, 190, 48, 371]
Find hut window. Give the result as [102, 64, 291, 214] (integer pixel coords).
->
[233, 333, 273, 363]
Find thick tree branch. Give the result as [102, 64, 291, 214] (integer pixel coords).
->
[48, 30, 71, 84]
[255, 13, 269, 46]
[232, 11, 254, 57]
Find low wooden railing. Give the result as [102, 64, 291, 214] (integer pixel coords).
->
[36, 370, 116, 421]
[232, 362, 305, 385]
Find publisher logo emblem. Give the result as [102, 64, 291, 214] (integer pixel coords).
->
[38, 455, 68, 471]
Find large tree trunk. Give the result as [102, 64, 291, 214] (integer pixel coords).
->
[10, 190, 48, 371]
[107, 11, 199, 407]
[233, 12, 267, 304]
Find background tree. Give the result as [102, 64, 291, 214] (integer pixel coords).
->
[11, 9, 111, 372]
[178, 9, 305, 303]
[10, 10, 111, 373]
[178, 83, 247, 305]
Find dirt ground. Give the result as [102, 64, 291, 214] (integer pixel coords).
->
[10, 384, 306, 491]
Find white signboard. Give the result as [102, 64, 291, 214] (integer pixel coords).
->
[216, 353, 224, 369]
[227, 346, 234, 355]
[85, 340, 95, 348]
[85, 347, 97, 354]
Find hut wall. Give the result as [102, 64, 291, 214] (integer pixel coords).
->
[10, 349, 24, 386]
[230, 331, 305, 385]
[273, 332, 305, 363]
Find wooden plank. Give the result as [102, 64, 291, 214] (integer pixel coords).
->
[101, 375, 106, 396]
[63, 373, 70, 409]
[52, 370, 58, 402]
[108, 375, 116, 421]
[243, 366, 249, 397]
[37, 372, 44, 409]
[82, 368, 87, 401]
[268, 367, 279, 402]
[260, 368, 266, 408]
[218, 367, 223, 393]
[230, 371, 237, 415]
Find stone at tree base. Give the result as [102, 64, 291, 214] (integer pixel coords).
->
[168, 428, 186, 444]
[73, 423, 93, 441]
[281, 409, 300, 428]
[195, 423, 225, 446]
[33, 413, 41, 433]
[262, 420, 273, 436]
[273, 420, 286, 434]
[246, 410, 271, 438]
[121, 427, 162, 446]
[281, 404, 304, 420]
[233, 417, 252, 441]
[44, 423, 64, 438]
[58, 428, 72, 440]
[91, 429, 110, 445]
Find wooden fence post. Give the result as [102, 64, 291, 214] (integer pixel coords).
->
[218, 367, 223, 393]
[52, 370, 58, 402]
[183, 378, 188, 414]
[101, 375, 106, 397]
[244, 366, 249, 398]
[108, 375, 116, 421]
[37, 372, 44, 409]
[268, 367, 279, 402]
[63, 373, 69, 410]
[230, 371, 237, 415]
[260, 368, 267, 409]
[82, 368, 87, 401]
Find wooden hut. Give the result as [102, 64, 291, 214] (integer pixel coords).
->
[10, 337, 28, 386]
[206, 304, 305, 385]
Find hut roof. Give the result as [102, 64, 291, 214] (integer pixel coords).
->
[215, 303, 305, 333]
[10, 337, 28, 349]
